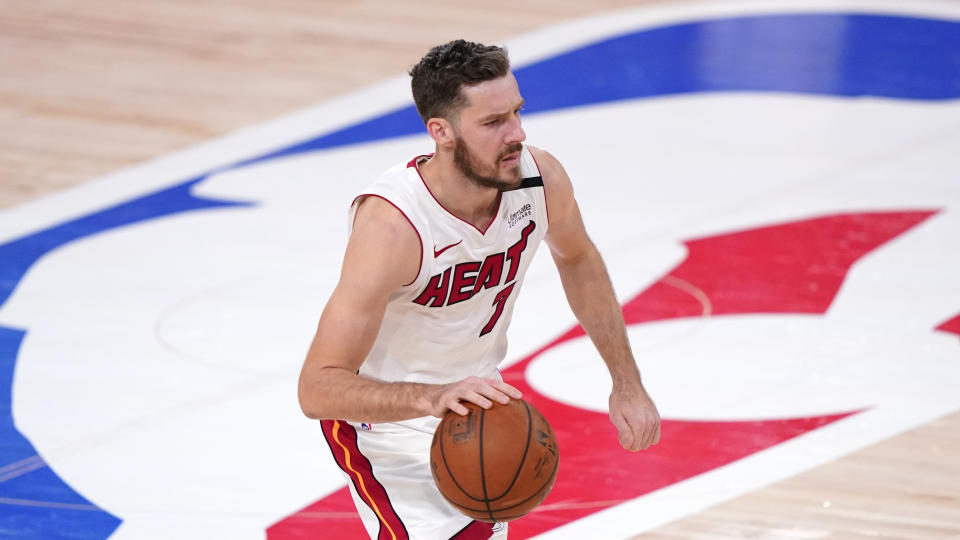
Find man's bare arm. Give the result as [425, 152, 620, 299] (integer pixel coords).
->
[297, 196, 521, 423]
[532, 146, 661, 451]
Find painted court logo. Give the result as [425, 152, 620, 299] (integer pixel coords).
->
[1, 3, 958, 540]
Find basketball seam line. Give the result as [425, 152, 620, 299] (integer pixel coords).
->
[439, 413, 481, 504]
[478, 407, 494, 523]
[440, 405, 557, 515]
[485, 400, 534, 503]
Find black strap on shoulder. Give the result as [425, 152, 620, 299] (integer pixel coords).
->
[511, 176, 543, 190]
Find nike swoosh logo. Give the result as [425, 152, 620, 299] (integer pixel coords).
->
[433, 240, 462, 258]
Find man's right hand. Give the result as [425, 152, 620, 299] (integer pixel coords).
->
[425, 376, 524, 417]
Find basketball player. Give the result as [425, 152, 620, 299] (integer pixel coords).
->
[298, 40, 660, 539]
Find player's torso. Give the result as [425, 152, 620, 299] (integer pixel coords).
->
[350, 147, 548, 386]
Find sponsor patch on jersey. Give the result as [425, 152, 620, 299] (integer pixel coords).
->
[508, 203, 532, 228]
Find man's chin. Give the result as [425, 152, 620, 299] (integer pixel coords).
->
[464, 166, 522, 191]
[485, 166, 519, 189]
[504, 167, 523, 187]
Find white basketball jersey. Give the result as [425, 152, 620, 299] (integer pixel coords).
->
[348, 147, 548, 387]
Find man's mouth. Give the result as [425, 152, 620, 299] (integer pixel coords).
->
[500, 151, 521, 166]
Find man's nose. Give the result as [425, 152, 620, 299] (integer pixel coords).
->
[506, 115, 526, 144]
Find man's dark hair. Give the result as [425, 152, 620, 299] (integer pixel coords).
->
[409, 40, 510, 124]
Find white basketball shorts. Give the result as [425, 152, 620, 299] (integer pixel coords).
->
[321, 417, 509, 540]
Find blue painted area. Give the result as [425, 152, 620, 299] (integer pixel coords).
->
[0, 327, 33, 469]
[0, 326, 122, 539]
[0, 11, 958, 538]
[517, 14, 960, 113]
[247, 13, 960, 166]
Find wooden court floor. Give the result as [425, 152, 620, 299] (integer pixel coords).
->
[2, 1, 958, 538]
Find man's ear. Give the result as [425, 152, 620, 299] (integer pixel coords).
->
[426, 116, 456, 148]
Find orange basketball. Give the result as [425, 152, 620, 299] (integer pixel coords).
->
[430, 398, 559, 523]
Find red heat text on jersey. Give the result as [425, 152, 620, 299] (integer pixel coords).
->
[413, 220, 536, 312]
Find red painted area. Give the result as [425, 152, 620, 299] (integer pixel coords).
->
[665, 212, 936, 316]
[268, 211, 937, 539]
[267, 488, 364, 539]
[267, 489, 495, 539]
[936, 312, 960, 337]
[503, 387, 853, 537]
[554, 211, 937, 346]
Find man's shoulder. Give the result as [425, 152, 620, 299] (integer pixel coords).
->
[526, 145, 561, 173]
[353, 156, 422, 207]
[373, 157, 418, 183]
[362, 154, 431, 192]
[351, 195, 422, 272]
[525, 145, 568, 188]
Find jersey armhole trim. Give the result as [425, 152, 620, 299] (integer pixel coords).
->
[351, 193, 423, 288]
[527, 150, 549, 228]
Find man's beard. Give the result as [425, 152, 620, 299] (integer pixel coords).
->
[453, 137, 523, 191]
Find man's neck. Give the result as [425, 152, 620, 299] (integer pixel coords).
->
[418, 154, 500, 231]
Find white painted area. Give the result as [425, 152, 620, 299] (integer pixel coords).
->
[1, 1, 960, 539]
[6, 90, 959, 538]
[509, 94, 960, 365]
[529, 312, 960, 420]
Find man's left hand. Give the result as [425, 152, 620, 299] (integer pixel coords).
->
[609, 386, 661, 451]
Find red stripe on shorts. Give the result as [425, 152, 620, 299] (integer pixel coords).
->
[321, 419, 409, 540]
[451, 520, 496, 539]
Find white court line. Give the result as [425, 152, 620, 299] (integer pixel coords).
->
[0, 496, 102, 511]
